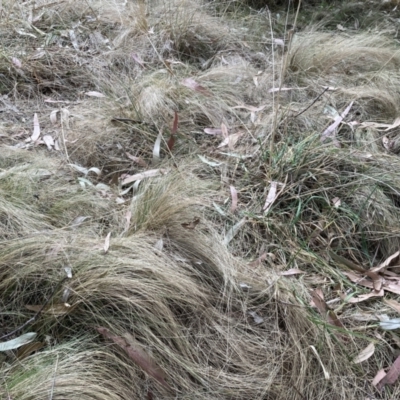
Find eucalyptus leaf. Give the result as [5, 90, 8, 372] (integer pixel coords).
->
[0, 333, 37, 352]
[380, 318, 400, 331]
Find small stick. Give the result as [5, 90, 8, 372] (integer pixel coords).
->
[293, 87, 328, 118]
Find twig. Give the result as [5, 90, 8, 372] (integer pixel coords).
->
[270, 0, 302, 161]
[293, 87, 328, 118]
[0, 277, 67, 341]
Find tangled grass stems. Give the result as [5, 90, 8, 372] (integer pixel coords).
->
[2, 0, 400, 398]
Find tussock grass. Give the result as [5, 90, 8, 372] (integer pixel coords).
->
[2, 0, 400, 399]
[0, 147, 118, 234]
[2, 338, 143, 399]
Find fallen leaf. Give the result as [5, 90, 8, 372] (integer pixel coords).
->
[31, 113, 40, 142]
[16, 342, 44, 360]
[353, 343, 375, 364]
[42, 135, 54, 150]
[263, 181, 278, 212]
[50, 110, 58, 124]
[280, 268, 305, 276]
[64, 266, 72, 278]
[96, 327, 171, 390]
[248, 311, 264, 324]
[345, 270, 400, 295]
[382, 135, 393, 151]
[372, 369, 386, 387]
[311, 288, 328, 314]
[121, 169, 168, 186]
[220, 122, 229, 139]
[341, 289, 384, 304]
[181, 217, 200, 230]
[377, 354, 400, 390]
[154, 238, 163, 251]
[71, 216, 90, 228]
[268, 87, 303, 93]
[311, 295, 348, 341]
[360, 117, 400, 131]
[230, 186, 238, 213]
[372, 251, 400, 273]
[321, 101, 353, 143]
[343, 271, 374, 289]
[332, 197, 341, 208]
[203, 128, 222, 135]
[223, 217, 247, 245]
[217, 132, 242, 149]
[0, 333, 37, 352]
[379, 318, 400, 330]
[321, 86, 337, 91]
[273, 38, 285, 47]
[384, 117, 400, 131]
[383, 281, 400, 295]
[333, 251, 382, 290]
[384, 299, 400, 314]
[153, 131, 162, 161]
[327, 310, 346, 332]
[68, 164, 101, 176]
[181, 78, 211, 96]
[44, 98, 75, 104]
[198, 155, 221, 167]
[239, 283, 252, 291]
[104, 232, 111, 253]
[12, 57, 22, 68]
[125, 153, 149, 168]
[85, 91, 106, 98]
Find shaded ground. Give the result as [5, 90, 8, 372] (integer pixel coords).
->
[2, 0, 400, 399]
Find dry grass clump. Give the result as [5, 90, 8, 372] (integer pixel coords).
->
[0, 0, 147, 96]
[108, 0, 241, 65]
[287, 32, 400, 120]
[126, 62, 257, 128]
[0, 199, 367, 399]
[2, 338, 142, 399]
[0, 146, 119, 234]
